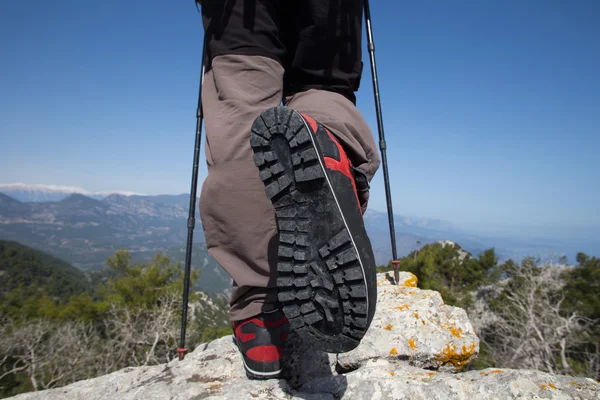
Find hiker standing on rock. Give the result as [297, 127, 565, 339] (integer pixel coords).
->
[196, 0, 380, 379]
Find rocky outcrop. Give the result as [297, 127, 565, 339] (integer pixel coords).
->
[9, 273, 599, 400]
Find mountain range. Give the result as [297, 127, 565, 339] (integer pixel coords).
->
[0, 191, 200, 267]
[0, 183, 141, 202]
[0, 184, 593, 278]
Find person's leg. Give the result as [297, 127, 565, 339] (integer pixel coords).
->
[199, 0, 286, 322]
[200, 55, 283, 322]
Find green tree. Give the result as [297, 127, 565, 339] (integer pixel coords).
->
[395, 243, 498, 308]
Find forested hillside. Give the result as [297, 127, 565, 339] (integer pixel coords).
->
[0, 240, 90, 301]
[0, 244, 229, 398]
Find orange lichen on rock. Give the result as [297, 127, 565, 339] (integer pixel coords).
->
[389, 347, 398, 356]
[384, 324, 393, 331]
[396, 305, 409, 311]
[414, 313, 419, 319]
[408, 339, 417, 350]
[490, 369, 503, 374]
[390, 371, 395, 376]
[428, 372, 436, 377]
[450, 327, 463, 338]
[435, 341, 477, 371]
[480, 372, 488, 376]
[403, 273, 418, 287]
[548, 383, 557, 389]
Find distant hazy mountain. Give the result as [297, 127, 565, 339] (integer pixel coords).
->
[363, 208, 575, 265]
[0, 183, 141, 202]
[0, 185, 591, 271]
[0, 191, 203, 271]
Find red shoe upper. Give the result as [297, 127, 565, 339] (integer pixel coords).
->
[301, 114, 361, 213]
[231, 310, 289, 378]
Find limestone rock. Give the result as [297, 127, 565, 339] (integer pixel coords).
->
[8, 273, 599, 400]
[334, 272, 479, 373]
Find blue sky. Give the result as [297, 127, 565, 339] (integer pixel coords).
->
[1, 0, 598, 238]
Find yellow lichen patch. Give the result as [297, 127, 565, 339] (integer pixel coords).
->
[384, 324, 393, 331]
[389, 347, 398, 356]
[450, 327, 463, 338]
[390, 371, 395, 376]
[480, 372, 488, 376]
[435, 342, 477, 371]
[396, 305, 409, 311]
[403, 273, 418, 287]
[548, 383, 557, 389]
[490, 369, 503, 374]
[408, 339, 417, 350]
[428, 372, 436, 377]
[539, 384, 547, 390]
[414, 313, 419, 319]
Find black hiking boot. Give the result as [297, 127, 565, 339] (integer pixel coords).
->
[250, 106, 377, 353]
[232, 309, 290, 380]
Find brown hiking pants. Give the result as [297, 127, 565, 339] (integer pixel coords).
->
[199, 1, 380, 322]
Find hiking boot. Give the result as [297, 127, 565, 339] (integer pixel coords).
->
[250, 106, 377, 353]
[232, 309, 289, 380]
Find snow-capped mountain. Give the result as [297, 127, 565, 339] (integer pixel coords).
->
[0, 183, 142, 202]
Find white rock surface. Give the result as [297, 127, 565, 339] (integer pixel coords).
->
[8, 273, 600, 400]
[335, 272, 479, 373]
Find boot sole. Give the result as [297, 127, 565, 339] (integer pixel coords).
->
[250, 106, 372, 353]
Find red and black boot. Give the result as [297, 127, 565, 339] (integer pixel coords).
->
[250, 106, 377, 353]
[232, 309, 289, 380]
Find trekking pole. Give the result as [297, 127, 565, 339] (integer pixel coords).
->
[178, 42, 207, 361]
[363, 0, 401, 284]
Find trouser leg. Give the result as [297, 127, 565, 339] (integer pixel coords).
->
[199, 54, 284, 322]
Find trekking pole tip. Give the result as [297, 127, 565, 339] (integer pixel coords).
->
[391, 260, 401, 285]
[177, 348, 188, 360]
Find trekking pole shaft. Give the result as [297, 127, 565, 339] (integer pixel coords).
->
[179, 46, 206, 360]
[363, 0, 399, 281]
